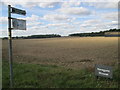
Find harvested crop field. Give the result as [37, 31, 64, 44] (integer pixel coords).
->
[2, 37, 118, 70]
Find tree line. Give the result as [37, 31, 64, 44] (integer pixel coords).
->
[26, 34, 61, 39]
[2, 34, 61, 39]
[2, 28, 120, 39]
[69, 28, 120, 37]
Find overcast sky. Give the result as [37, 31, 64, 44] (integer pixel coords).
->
[0, 0, 119, 37]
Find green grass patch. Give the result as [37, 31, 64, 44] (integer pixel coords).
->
[2, 60, 119, 88]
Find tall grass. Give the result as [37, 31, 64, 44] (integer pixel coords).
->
[2, 60, 119, 88]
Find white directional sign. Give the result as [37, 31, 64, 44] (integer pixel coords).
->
[12, 19, 26, 30]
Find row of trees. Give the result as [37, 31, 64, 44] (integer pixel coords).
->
[69, 28, 120, 37]
[26, 34, 61, 39]
[2, 28, 120, 39]
[2, 34, 61, 39]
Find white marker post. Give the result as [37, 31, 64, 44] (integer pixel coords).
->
[8, 5, 26, 88]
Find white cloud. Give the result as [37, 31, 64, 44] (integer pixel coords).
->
[1, 0, 119, 9]
[61, 0, 81, 8]
[38, 2, 60, 8]
[27, 22, 43, 27]
[0, 17, 7, 24]
[87, 2, 118, 9]
[101, 12, 118, 21]
[42, 14, 71, 22]
[20, 1, 60, 8]
[106, 21, 118, 26]
[1, 0, 61, 8]
[78, 19, 118, 32]
[1, 0, 17, 6]
[25, 15, 43, 28]
[57, 7, 91, 15]
[47, 23, 67, 27]
[46, 23, 75, 29]
[25, 15, 40, 22]
[84, 20, 102, 24]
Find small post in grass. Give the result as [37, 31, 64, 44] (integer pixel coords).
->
[95, 64, 113, 80]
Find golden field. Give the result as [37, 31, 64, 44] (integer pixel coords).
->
[2, 37, 118, 70]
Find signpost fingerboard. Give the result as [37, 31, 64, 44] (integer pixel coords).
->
[12, 19, 26, 30]
[11, 7, 26, 15]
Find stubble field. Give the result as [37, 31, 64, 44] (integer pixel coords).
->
[2, 37, 118, 70]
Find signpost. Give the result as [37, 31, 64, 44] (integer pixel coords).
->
[11, 7, 26, 15]
[95, 64, 113, 79]
[8, 5, 26, 88]
[12, 19, 26, 30]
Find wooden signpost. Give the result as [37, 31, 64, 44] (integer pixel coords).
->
[8, 5, 26, 88]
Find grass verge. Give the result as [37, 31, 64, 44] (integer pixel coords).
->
[2, 60, 119, 88]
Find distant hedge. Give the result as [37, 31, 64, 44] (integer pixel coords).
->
[69, 28, 120, 37]
[2, 34, 61, 39]
[26, 34, 61, 39]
